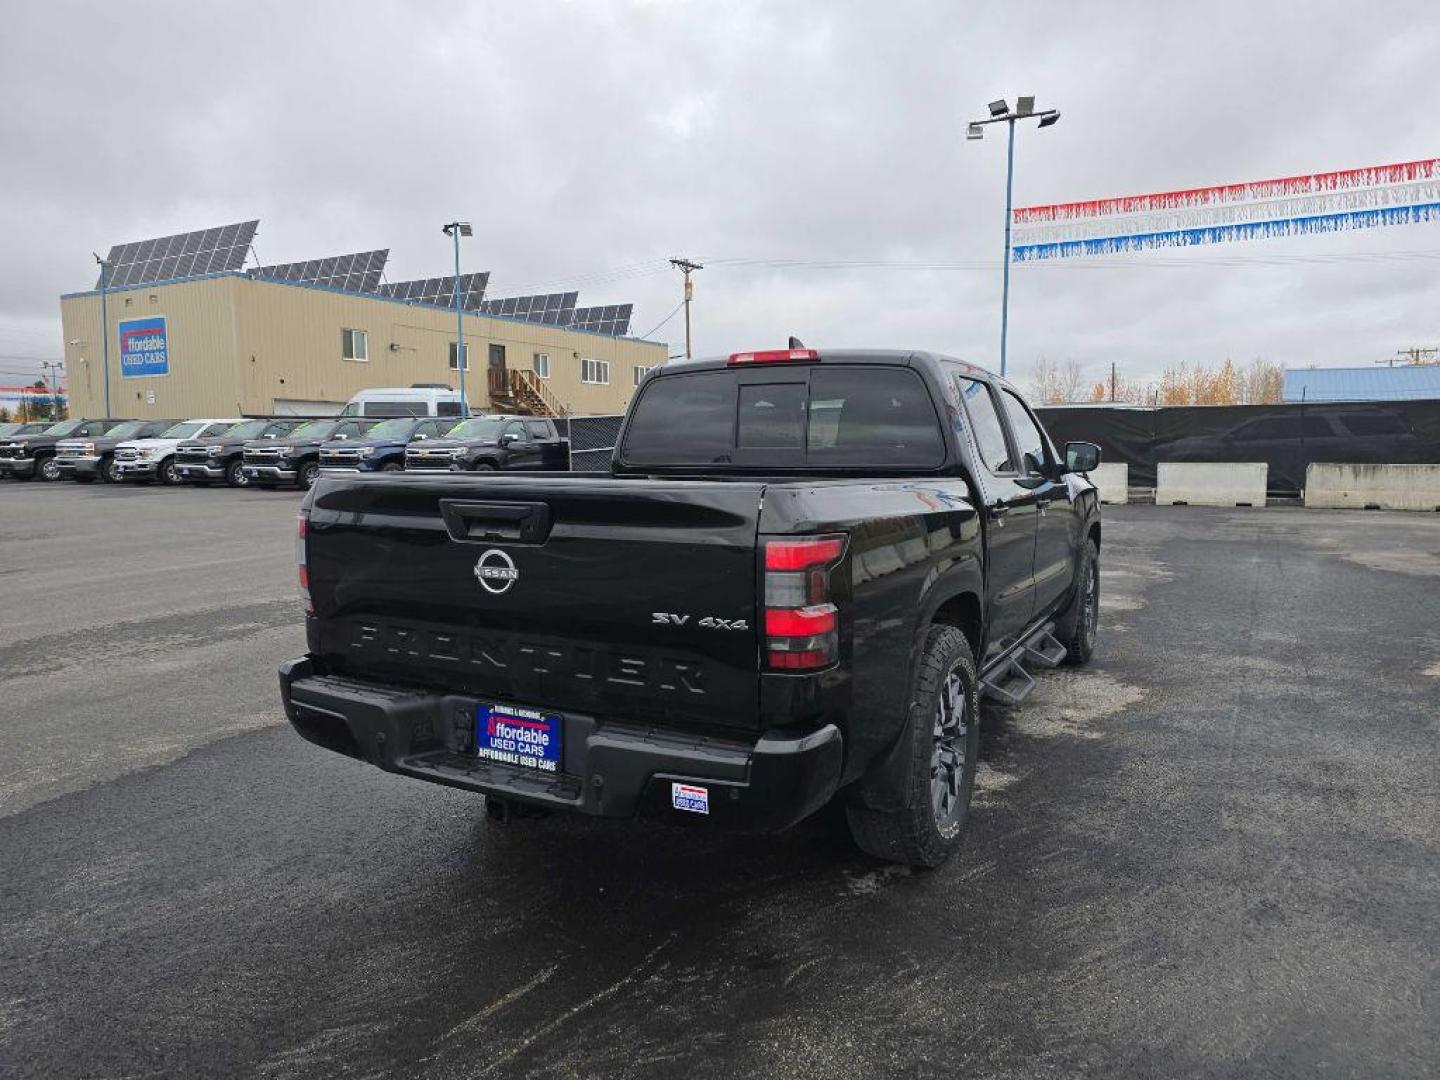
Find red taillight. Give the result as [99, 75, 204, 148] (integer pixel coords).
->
[763, 534, 846, 672]
[765, 537, 845, 570]
[728, 348, 820, 366]
[297, 512, 312, 613]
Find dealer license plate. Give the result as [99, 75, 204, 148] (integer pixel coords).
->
[475, 703, 562, 773]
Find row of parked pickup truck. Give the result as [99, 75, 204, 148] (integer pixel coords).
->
[0, 414, 570, 489]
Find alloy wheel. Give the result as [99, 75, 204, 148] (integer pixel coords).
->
[930, 667, 969, 828]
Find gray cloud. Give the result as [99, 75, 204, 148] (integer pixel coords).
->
[2, 0, 1437, 393]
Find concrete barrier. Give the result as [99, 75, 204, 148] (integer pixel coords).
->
[1088, 462, 1129, 505]
[1304, 463, 1440, 511]
[1156, 462, 1267, 507]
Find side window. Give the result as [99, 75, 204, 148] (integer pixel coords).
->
[954, 377, 1012, 473]
[527, 421, 550, 438]
[503, 421, 528, 441]
[1000, 389, 1046, 470]
[437, 400, 462, 417]
[738, 383, 806, 449]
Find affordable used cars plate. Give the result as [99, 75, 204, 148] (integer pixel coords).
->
[475, 702, 562, 773]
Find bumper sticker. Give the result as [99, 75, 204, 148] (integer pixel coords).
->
[671, 782, 710, 815]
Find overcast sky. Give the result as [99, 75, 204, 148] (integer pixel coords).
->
[2, 0, 1438, 396]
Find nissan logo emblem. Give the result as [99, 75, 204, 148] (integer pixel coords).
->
[474, 549, 519, 595]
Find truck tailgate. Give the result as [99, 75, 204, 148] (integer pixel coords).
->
[306, 475, 766, 731]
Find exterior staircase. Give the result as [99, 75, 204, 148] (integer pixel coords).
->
[486, 368, 565, 418]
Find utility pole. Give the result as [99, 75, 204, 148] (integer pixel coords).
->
[669, 258, 703, 359]
[1390, 346, 1438, 366]
[41, 361, 64, 419]
[1110, 361, 1117, 403]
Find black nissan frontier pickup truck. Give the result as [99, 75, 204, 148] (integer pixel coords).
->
[280, 348, 1102, 866]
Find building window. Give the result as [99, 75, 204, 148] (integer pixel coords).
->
[633, 365, 653, 387]
[533, 352, 550, 379]
[124, 297, 133, 307]
[581, 358, 610, 385]
[342, 328, 368, 362]
[449, 342, 470, 370]
[150, 294, 158, 304]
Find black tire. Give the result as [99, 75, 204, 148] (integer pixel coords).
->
[36, 454, 60, 482]
[472, 462, 496, 472]
[380, 461, 402, 472]
[297, 460, 320, 490]
[157, 457, 179, 486]
[225, 459, 248, 488]
[846, 625, 980, 867]
[1055, 538, 1099, 666]
[100, 455, 120, 484]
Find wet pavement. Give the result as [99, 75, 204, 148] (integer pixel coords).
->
[2, 483, 1437, 1078]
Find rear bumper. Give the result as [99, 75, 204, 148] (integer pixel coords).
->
[279, 656, 843, 832]
[176, 462, 225, 480]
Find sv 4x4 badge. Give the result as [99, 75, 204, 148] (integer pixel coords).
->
[652, 612, 749, 630]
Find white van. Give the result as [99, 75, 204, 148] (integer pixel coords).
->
[340, 385, 467, 419]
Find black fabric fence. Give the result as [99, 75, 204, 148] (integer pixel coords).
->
[1036, 400, 1440, 495]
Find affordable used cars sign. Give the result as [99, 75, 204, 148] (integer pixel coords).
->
[118, 316, 169, 378]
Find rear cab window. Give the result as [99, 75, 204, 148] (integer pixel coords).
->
[620, 363, 946, 470]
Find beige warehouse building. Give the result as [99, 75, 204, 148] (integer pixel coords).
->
[59, 221, 668, 420]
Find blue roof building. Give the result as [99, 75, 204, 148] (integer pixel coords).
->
[1283, 366, 1440, 402]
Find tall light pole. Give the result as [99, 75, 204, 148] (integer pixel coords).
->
[93, 253, 113, 417]
[669, 258, 703, 359]
[967, 96, 1059, 379]
[442, 222, 474, 415]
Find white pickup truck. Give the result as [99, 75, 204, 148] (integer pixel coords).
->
[112, 418, 244, 484]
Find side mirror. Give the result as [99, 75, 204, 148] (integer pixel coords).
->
[1064, 441, 1102, 474]
[334, 434, 349, 441]
[500, 433, 519, 444]
[413, 434, 428, 441]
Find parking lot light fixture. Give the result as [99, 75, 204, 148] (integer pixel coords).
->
[442, 222, 474, 416]
[967, 95, 1061, 379]
[93, 252, 112, 418]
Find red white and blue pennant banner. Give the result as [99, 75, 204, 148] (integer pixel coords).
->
[1011, 159, 1440, 261]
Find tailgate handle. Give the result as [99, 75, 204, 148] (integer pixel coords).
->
[439, 500, 552, 544]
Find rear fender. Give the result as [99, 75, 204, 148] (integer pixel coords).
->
[852, 560, 984, 812]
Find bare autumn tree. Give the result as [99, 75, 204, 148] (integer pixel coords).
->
[1029, 355, 1087, 404]
[1240, 357, 1284, 404]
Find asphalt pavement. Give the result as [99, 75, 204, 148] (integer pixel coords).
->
[1, 481, 1437, 1079]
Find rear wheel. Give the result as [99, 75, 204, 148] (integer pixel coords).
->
[297, 460, 320, 490]
[846, 625, 980, 867]
[225, 459, 248, 487]
[1055, 538, 1099, 666]
[158, 457, 179, 486]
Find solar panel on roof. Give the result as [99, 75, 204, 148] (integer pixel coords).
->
[477, 291, 578, 326]
[251, 249, 389, 293]
[375, 272, 490, 309]
[569, 303, 633, 336]
[99, 220, 258, 288]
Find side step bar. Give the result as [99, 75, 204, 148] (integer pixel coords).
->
[980, 624, 1065, 706]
